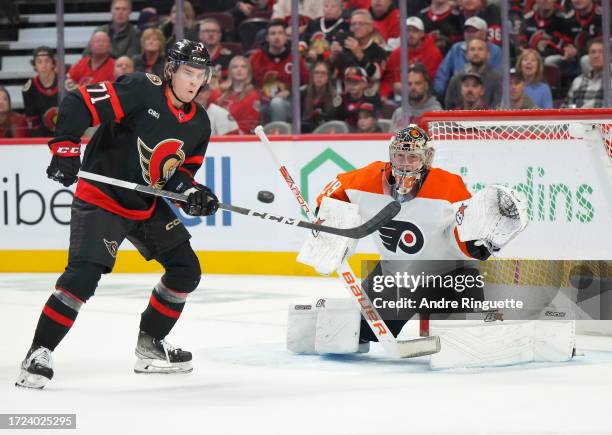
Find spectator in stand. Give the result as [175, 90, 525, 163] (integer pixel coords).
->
[303, 0, 350, 62]
[113, 55, 135, 79]
[335, 66, 382, 130]
[22, 46, 58, 137]
[434, 16, 501, 98]
[561, 0, 602, 73]
[250, 20, 309, 122]
[272, 0, 324, 22]
[199, 18, 233, 81]
[506, 68, 537, 109]
[160, 1, 198, 51]
[459, 0, 502, 46]
[515, 49, 553, 108]
[231, 0, 271, 37]
[90, 0, 140, 59]
[355, 102, 382, 133]
[209, 55, 262, 134]
[195, 72, 240, 136]
[418, 0, 462, 55]
[370, 0, 400, 44]
[444, 38, 501, 109]
[391, 64, 442, 131]
[329, 9, 387, 92]
[565, 39, 607, 108]
[454, 72, 490, 110]
[518, 0, 570, 68]
[301, 61, 338, 133]
[0, 86, 28, 138]
[133, 28, 165, 77]
[67, 31, 115, 90]
[380, 17, 443, 103]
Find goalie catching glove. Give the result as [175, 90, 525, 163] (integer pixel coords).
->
[454, 184, 528, 253]
[297, 197, 361, 275]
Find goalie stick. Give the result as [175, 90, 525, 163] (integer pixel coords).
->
[77, 171, 399, 239]
[254, 125, 440, 359]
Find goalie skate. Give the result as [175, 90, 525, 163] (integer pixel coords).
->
[134, 331, 193, 374]
[15, 345, 54, 389]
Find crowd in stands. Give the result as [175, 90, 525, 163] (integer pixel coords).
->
[0, 0, 609, 138]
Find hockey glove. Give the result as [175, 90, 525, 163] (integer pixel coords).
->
[46, 136, 82, 187]
[182, 184, 219, 216]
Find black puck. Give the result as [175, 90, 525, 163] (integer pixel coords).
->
[257, 190, 275, 203]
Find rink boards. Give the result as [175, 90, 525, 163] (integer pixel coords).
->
[0, 133, 610, 273]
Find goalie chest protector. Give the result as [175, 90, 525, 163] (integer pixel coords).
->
[318, 161, 474, 261]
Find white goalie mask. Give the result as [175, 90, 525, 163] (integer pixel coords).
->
[387, 125, 434, 201]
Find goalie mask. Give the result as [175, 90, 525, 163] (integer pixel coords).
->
[386, 125, 434, 201]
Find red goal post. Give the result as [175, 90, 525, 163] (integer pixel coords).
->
[416, 108, 612, 337]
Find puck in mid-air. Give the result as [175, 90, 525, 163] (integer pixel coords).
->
[257, 190, 275, 203]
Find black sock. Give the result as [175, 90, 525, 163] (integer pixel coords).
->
[139, 289, 185, 339]
[32, 293, 80, 351]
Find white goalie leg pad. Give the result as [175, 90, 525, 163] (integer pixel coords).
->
[454, 185, 528, 252]
[315, 298, 361, 354]
[287, 302, 319, 354]
[429, 320, 575, 370]
[297, 197, 361, 275]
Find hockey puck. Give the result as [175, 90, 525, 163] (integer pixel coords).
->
[257, 190, 275, 203]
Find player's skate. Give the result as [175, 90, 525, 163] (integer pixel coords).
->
[134, 331, 193, 374]
[15, 345, 54, 389]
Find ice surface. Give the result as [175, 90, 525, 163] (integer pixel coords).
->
[1, 273, 611, 435]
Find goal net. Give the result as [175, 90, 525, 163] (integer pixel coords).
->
[418, 109, 612, 337]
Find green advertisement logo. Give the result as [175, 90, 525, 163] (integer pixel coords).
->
[461, 166, 595, 223]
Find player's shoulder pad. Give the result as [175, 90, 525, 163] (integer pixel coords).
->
[22, 79, 32, 92]
[338, 161, 387, 193]
[421, 167, 470, 202]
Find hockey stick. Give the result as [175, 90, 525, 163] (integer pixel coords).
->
[254, 126, 440, 358]
[77, 170, 399, 239]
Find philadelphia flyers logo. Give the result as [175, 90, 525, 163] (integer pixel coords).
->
[138, 137, 185, 189]
[379, 220, 425, 255]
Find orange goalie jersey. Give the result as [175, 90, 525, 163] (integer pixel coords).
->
[317, 161, 477, 260]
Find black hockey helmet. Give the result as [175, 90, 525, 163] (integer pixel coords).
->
[164, 39, 214, 83]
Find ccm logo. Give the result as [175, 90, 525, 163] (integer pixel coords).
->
[55, 146, 81, 155]
[148, 108, 160, 119]
[165, 218, 181, 231]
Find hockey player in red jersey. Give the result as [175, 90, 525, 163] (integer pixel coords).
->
[16, 40, 218, 389]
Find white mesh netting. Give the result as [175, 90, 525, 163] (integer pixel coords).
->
[425, 110, 612, 166]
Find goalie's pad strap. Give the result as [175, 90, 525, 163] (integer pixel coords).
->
[315, 298, 361, 354]
[429, 320, 575, 369]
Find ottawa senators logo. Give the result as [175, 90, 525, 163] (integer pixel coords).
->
[43, 106, 58, 132]
[137, 137, 185, 189]
[379, 220, 425, 255]
[103, 239, 118, 258]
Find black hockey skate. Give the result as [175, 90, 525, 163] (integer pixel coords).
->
[134, 331, 193, 374]
[15, 345, 54, 389]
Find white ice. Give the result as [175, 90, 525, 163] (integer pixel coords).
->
[1, 273, 611, 435]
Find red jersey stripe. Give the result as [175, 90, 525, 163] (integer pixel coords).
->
[105, 81, 125, 121]
[75, 179, 157, 220]
[79, 86, 101, 126]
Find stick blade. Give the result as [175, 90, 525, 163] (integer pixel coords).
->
[397, 336, 441, 358]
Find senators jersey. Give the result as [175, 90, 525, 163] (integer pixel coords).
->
[56, 72, 211, 220]
[317, 161, 476, 261]
[22, 76, 59, 137]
